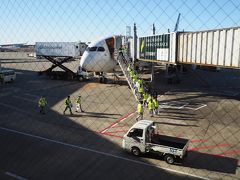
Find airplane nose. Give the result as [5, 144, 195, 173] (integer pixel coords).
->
[80, 52, 89, 70]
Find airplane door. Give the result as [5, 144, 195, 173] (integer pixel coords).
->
[115, 36, 122, 50]
[106, 37, 115, 59]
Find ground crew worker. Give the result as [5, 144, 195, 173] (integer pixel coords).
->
[76, 95, 84, 113]
[136, 101, 143, 121]
[132, 73, 138, 93]
[147, 94, 153, 107]
[153, 98, 159, 115]
[127, 64, 132, 72]
[132, 73, 138, 83]
[148, 99, 154, 117]
[118, 45, 124, 58]
[129, 70, 135, 86]
[38, 96, 47, 114]
[143, 92, 148, 107]
[63, 95, 73, 115]
[127, 64, 132, 80]
[138, 83, 144, 99]
[129, 70, 134, 78]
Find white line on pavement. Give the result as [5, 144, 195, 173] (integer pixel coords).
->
[5, 172, 28, 180]
[13, 95, 36, 103]
[185, 104, 207, 111]
[0, 126, 209, 180]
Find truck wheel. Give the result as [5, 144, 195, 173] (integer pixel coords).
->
[131, 147, 140, 156]
[164, 154, 175, 164]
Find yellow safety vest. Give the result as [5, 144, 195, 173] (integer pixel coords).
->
[130, 71, 134, 78]
[65, 98, 71, 106]
[133, 74, 137, 82]
[39, 98, 46, 107]
[148, 101, 154, 110]
[143, 93, 148, 100]
[127, 65, 132, 72]
[153, 99, 159, 107]
[138, 103, 143, 113]
[138, 85, 144, 93]
[147, 96, 152, 103]
[76, 97, 81, 104]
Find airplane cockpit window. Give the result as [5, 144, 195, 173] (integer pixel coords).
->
[97, 47, 105, 52]
[87, 47, 97, 51]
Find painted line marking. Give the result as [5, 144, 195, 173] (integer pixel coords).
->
[24, 93, 39, 98]
[104, 130, 128, 134]
[101, 132, 123, 139]
[185, 104, 207, 111]
[190, 139, 208, 143]
[100, 112, 135, 134]
[5, 172, 28, 180]
[0, 127, 209, 180]
[0, 102, 35, 117]
[188, 144, 231, 151]
[159, 100, 207, 111]
[216, 149, 240, 156]
[108, 125, 129, 129]
[13, 95, 36, 103]
[159, 101, 189, 109]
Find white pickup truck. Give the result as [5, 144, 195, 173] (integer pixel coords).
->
[122, 120, 189, 164]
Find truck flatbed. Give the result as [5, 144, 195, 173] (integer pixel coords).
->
[151, 134, 188, 149]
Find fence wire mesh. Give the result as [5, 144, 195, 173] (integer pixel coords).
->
[0, 0, 240, 180]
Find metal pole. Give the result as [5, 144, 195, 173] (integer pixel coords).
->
[151, 24, 155, 82]
[153, 23, 155, 35]
[151, 62, 154, 82]
[133, 23, 137, 66]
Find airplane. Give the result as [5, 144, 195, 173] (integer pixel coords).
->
[0, 42, 28, 51]
[80, 16, 182, 83]
[80, 35, 124, 82]
[80, 36, 121, 72]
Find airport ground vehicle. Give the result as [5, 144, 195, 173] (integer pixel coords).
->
[122, 120, 189, 164]
[35, 42, 93, 81]
[0, 69, 16, 83]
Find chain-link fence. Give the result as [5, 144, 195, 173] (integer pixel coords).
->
[0, 0, 240, 179]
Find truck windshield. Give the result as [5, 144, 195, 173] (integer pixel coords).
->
[129, 128, 143, 137]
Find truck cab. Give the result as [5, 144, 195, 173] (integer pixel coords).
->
[122, 120, 189, 164]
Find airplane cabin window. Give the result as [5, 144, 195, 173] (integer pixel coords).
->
[87, 47, 97, 51]
[97, 47, 105, 52]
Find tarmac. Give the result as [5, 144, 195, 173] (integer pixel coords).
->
[0, 53, 240, 180]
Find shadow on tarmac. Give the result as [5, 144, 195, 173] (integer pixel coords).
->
[0, 68, 205, 180]
[0, 66, 239, 179]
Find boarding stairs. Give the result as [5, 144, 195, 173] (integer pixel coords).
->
[115, 52, 141, 102]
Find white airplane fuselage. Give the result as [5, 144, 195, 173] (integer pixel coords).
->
[80, 36, 120, 73]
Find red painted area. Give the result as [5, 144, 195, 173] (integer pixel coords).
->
[99, 111, 135, 133]
[188, 144, 231, 151]
[104, 130, 128, 134]
[101, 132, 123, 139]
[190, 139, 208, 143]
[109, 125, 128, 129]
[216, 149, 240, 156]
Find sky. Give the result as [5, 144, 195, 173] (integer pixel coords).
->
[0, 0, 239, 44]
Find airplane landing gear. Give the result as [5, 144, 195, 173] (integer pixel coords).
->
[99, 72, 108, 83]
